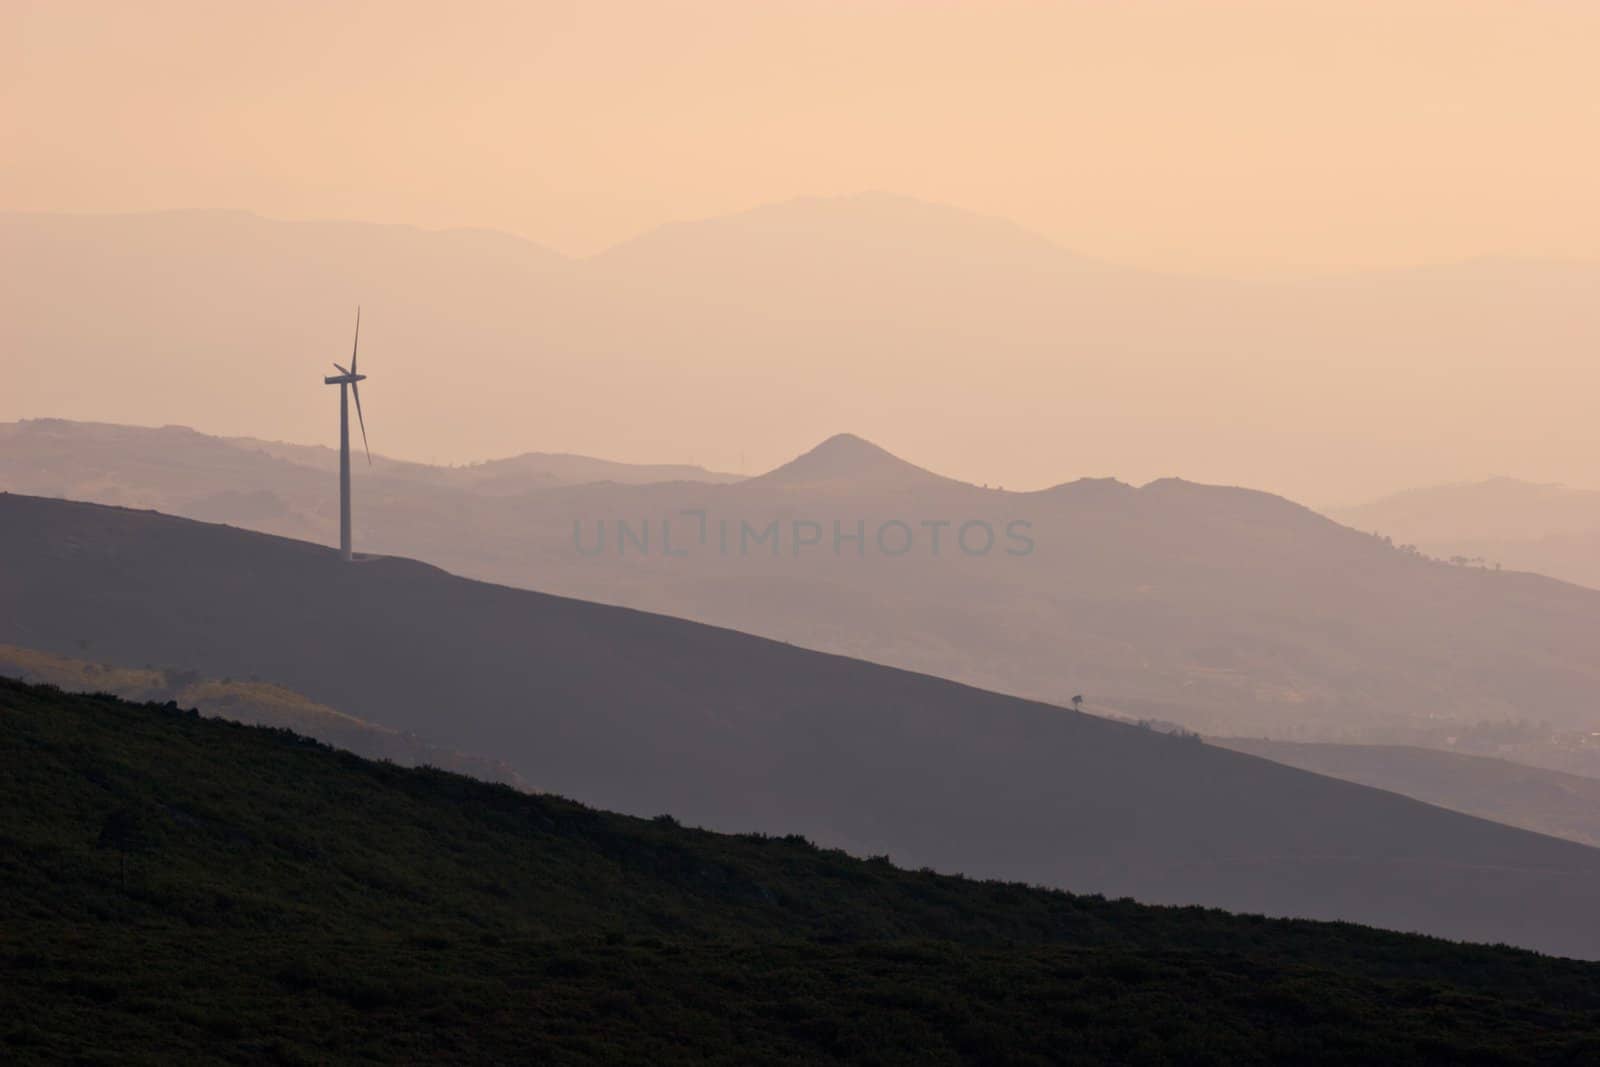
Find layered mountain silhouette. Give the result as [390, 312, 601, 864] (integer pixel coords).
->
[10, 491, 1600, 957]
[6, 202, 1600, 500]
[1212, 736, 1600, 849]
[10, 420, 1600, 744]
[230, 432, 740, 491]
[1333, 478, 1600, 591]
[0, 418, 735, 548]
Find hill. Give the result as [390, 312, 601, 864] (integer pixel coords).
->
[0, 644, 526, 788]
[12, 422, 1600, 742]
[1214, 737, 1600, 849]
[228, 434, 740, 491]
[1330, 478, 1600, 591]
[0, 418, 735, 547]
[8, 679, 1600, 1063]
[745, 432, 952, 491]
[6, 203, 1600, 501]
[9, 493, 1600, 958]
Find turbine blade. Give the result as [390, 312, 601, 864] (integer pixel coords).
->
[350, 306, 361, 374]
[351, 380, 370, 464]
[333, 363, 351, 376]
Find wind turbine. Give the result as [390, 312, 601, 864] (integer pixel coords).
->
[323, 308, 370, 562]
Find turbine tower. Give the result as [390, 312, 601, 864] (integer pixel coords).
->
[323, 308, 370, 562]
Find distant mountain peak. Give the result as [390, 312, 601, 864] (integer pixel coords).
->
[751, 433, 951, 489]
[584, 191, 1115, 278]
[807, 431, 894, 458]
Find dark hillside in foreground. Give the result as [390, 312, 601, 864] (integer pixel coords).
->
[9, 493, 1600, 959]
[7, 680, 1600, 1065]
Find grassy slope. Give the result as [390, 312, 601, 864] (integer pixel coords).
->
[82, 651, 1589, 863]
[5, 679, 1600, 1064]
[0, 644, 526, 788]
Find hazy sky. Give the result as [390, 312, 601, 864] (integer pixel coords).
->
[5, 0, 1598, 274]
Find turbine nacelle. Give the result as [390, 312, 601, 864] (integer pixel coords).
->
[320, 310, 370, 465]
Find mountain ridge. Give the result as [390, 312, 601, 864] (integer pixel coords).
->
[10, 419, 1600, 746]
[9, 492, 1600, 957]
[10, 200, 1596, 276]
[1332, 477, 1600, 590]
[9, 204, 1600, 498]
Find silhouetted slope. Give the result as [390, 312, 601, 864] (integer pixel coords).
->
[7, 494, 1600, 957]
[16, 422, 1600, 743]
[1215, 737, 1600, 848]
[0, 419, 735, 504]
[452, 451, 740, 491]
[0, 644, 527, 787]
[8, 680, 1600, 1063]
[1334, 478, 1599, 540]
[1331, 478, 1600, 591]
[227, 433, 740, 490]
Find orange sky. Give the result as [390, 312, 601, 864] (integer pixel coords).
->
[4, 0, 1598, 274]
